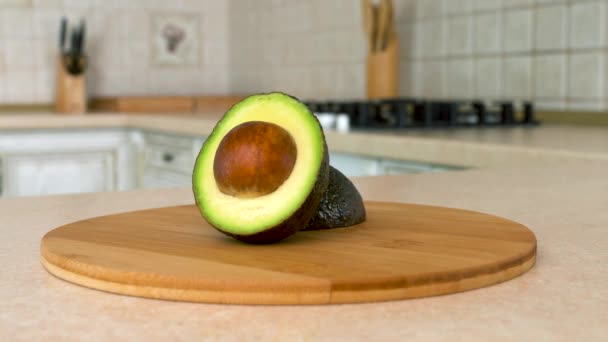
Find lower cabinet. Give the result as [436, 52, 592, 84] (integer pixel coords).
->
[0, 129, 138, 198]
[0, 128, 463, 198]
[2, 151, 115, 197]
[141, 131, 205, 189]
[330, 153, 381, 177]
[331, 152, 463, 178]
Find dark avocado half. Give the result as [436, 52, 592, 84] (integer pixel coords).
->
[192, 92, 330, 244]
[303, 166, 366, 231]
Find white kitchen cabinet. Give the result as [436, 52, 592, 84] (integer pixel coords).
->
[0, 129, 139, 198]
[141, 131, 206, 189]
[331, 152, 462, 177]
[0, 126, 464, 197]
[2, 151, 115, 197]
[330, 153, 381, 177]
[379, 159, 449, 174]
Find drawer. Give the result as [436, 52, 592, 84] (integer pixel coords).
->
[145, 144, 195, 173]
[144, 132, 197, 149]
[143, 166, 192, 189]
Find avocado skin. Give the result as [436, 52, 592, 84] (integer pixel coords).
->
[303, 166, 366, 231]
[221, 140, 329, 244]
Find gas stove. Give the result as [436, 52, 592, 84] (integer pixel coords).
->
[304, 98, 538, 130]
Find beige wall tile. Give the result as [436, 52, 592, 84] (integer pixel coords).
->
[443, 0, 471, 14]
[0, 44, 4, 73]
[35, 39, 56, 71]
[5, 0, 608, 110]
[534, 54, 566, 98]
[2, 9, 33, 37]
[1, 0, 32, 8]
[447, 16, 472, 56]
[567, 100, 604, 111]
[399, 61, 416, 96]
[4, 69, 35, 103]
[4, 40, 36, 68]
[123, 10, 149, 40]
[394, 0, 417, 21]
[396, 23, 415, 57]
[535, 100, 565, 111]
[503, 8, 532, 52]
[605, 50, 608, 100]
[1, 0, 231, 103]
[535, 4, 566, 51]
[0, 73, 5, 102]
[472, 0, 501, 12]
[418, 60, 445, 98]
[32, 0, 61, 8]
[35, 69, 54, 102]
[445, 59, 473, 98]
[417, 19, 446, 57]
[474, 57, 501, 98]
[568, 52, 604, 99]
[503, 56, 532, 99]
[474, 11, 501, 54]
[503, 0, 534, 8]
[32, 9, 61, 40]
[416, 0, 443, 19]
[569, 1, 605, 49]
[535, 0, 566, 4]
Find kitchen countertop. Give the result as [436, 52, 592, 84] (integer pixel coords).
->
[1, 113, 607, 167]
[1, 113, 607, 340]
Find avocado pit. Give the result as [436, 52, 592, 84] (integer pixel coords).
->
[213, 121, 297, 198]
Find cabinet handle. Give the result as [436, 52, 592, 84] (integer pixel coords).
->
[162, 153, 175, 163]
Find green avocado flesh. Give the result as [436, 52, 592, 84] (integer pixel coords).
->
[192, 92, 329, 244]
[304, 166, 366, 230]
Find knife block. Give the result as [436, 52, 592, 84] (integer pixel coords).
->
[55, 55, 87, 114]
[366, 33, 399, 99]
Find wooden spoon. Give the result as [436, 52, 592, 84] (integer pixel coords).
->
[383, 0, 394, 51]
[362, 0, 374, 53]
[375, 0, 390, 52]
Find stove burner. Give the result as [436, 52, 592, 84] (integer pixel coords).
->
[304, 98, 538, 129]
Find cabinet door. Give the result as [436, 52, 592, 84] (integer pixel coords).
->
[379, 160, 437, 174]
[379, 159, 464, 175]
[330, 153, 380, 177]
[140, 132, 206, 189]
[142, 167, 191, 189]
[2, 151, 115, 197]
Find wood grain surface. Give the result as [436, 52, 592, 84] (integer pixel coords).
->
[40, 202, 537, 305]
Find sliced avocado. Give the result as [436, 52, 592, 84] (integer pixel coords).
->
[303, 166, 366, 231]
[192, 92, 329, 244]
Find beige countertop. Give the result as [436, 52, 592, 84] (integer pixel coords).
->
[1, 113, 607, 340]
[1, 113, 607, 167]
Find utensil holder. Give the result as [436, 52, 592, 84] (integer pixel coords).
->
[366, 34, 399, 99]
[55, 54, 87, 114]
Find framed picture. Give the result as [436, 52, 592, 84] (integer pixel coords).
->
[151, 12, 200, 66]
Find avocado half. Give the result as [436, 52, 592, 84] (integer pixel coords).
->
[303, 166, 366, 230]
[192, 92, 329, 244]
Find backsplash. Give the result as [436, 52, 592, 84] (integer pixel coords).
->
[402, 0, 608, 111]
[229, 0, 608, 111]
[228, 0, 367, 100]
[1, 0, 608, 112]
[0, 0, 229, 104]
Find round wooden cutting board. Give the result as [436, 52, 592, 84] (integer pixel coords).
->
[40, 202, 536, 305]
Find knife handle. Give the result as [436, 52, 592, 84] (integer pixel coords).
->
[59, 17, 67, 52]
